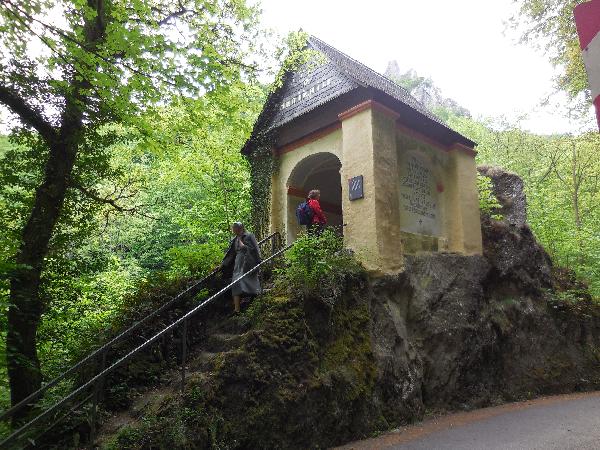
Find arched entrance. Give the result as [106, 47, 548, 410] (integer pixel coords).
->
[286, 152, 343, 242]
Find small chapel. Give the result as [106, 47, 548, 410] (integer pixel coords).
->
[242, 36, 482, 274]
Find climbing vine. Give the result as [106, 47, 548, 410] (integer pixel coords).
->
[246, 31, 325, 240]
[249, 137, 277, 240]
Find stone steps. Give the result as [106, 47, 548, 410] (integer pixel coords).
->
[187, 351, 220, 373]
[97, 300, 257, 444]
[204, 332, 243, 353]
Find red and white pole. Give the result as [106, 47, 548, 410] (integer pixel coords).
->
[574, 0, 600, 130]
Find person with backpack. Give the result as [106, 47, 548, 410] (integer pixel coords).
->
[296, 189, 327, 235]
[220, 222, 261, 314]
[306, 189, 327, 234]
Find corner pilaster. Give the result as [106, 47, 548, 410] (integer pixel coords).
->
[339, 101, 403, 273]
[446, 144, 483, 255]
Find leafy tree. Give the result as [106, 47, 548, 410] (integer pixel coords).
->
[509, 0, 589, 98]
[477, 174, 503, 220]
[99, 84, 263, 274]
[448, 114, 600, 296]
[0, 0, 259, 412]
[0, 81, 265, 419]
[0, 135, 9, 156]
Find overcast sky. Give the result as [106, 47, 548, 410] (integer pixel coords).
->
[256, 0, 595, 134]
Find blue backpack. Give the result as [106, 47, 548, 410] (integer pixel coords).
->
[296, 201, 314, 225]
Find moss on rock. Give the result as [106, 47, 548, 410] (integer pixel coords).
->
[106, 268, 383, 450]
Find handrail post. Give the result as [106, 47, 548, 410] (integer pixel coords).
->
[90, 382, 98, 443]
[90, 349, 106, 443]
[180, 318, 188, 394]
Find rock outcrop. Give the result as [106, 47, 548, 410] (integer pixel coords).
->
[478, 165, 528, 227]
[371, 218, 599, 421]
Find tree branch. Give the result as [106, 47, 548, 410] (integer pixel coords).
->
[157, 7, 193, 26]
[72, 182, 157, 220]
[72, 182, 134, 212]
[5, 0, 179, 88]
[0, 84, 58, 144]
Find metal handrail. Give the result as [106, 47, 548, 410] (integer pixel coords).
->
[1, 239, 291, 448]
[0, 232, 281, 424]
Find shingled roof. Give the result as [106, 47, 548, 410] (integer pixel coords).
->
[308, 36, 448, 128]
[242, 35, 475, 154]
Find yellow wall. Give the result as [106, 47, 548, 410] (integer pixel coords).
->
[446, 148, 483, 255]
[340, 107, 404, 273]
[339, 109, 380, 271]
[395, 129, 483, 256]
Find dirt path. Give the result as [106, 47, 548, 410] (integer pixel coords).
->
[336, 391, 600, 450]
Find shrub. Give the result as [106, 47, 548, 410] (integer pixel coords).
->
[477, 174, 503, 220]
[275, 230, 363, 305]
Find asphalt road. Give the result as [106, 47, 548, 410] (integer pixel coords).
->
[337, 391, 600, 450]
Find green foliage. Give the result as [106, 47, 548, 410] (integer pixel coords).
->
[0, 0, 269, 411]
[277, 230, 363, 305]
[0, 135, 9, 157]
[0, 9, 323, 421]
[99, 84, 262, 271]
[449, 114, 600, 297]
[105, 411, 192, 450]
[0, 82, 264, 411]
[249, 142, 276, 241]
[272, 31, 326, 90]
[551, 288, 590, 308]
[477, 174, 503, 220]
[0, 0, 261, 126]
[547, 287, 599, 319]
[165, 243, 222, 278]
[282, 229, 342, 286]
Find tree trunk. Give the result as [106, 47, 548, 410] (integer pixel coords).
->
[4, 0, 103, 421]
[7, 137, 78, 419]
[571, 141, 581, 229]
[569, 139, 587, 267]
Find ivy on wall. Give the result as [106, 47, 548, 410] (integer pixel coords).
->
[245, 31, 322, 242]
[248, 136, 277, 241]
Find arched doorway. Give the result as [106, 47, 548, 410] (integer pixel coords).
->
[286, 152, 343, 242]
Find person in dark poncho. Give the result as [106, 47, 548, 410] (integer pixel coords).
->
[220, 222, 261, 313]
